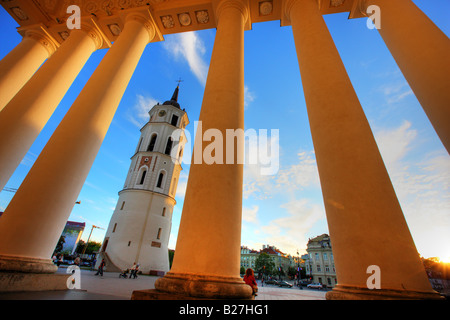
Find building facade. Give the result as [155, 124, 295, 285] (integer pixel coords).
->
[98, 86, 189, 275]
[304, 234, 337, 288]
[240, 244, 294, 276]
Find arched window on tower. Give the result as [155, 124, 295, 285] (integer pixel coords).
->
[156, 172, 165, 188]
[147, 134, 157, 152]
[164, 137, 173, 155]
[139, 170, 147, 185]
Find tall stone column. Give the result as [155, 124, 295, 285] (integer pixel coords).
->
[151, 0, 252, 300]
[0, 26, 103, 192]
[0, 14, 155, 274]
[286, 0, 440, 299]
[364, 0, 450, 153]
[0, 28, 58, 111]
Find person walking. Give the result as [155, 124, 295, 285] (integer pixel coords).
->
[129, 262, 137, 279]
[95, 258, 105, 276]
[244, 268, 258, 296]
[130, 264, 140, 279]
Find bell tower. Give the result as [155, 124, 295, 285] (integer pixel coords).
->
[99, 85, 189, 275]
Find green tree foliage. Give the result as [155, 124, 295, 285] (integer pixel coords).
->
[255, 252, 275, 275]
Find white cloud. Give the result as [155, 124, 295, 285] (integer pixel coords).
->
[127, 94, 157, 128]
[258, 199, 326, 255]
[163, 32, 209, 86]
[243, 149, 319, 200]
[244, 85, 255, 109]
[175, 171, 189, 198]
[242, 205, 259, 223]
[375, 120, 417, 167]
[374, 121, 450, 258]
[379, 80, 414, 105]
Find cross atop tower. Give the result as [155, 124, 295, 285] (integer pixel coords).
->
[175, 78, 184, 87]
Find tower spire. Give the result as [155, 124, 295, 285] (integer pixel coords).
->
[163, 79, 183, 108]
[171, 85, 179, 102]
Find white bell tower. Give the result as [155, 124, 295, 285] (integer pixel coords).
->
[99, 85, 189, 275]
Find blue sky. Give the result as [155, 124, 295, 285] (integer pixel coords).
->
[1, 0, 449, 261]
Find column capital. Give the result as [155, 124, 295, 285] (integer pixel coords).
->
[213, 0, 250, 26]
[77, 22, 106, 50]
[124, 12, 157, 44]
[282, 0, 320, 25]
[22, 27, 59, 57]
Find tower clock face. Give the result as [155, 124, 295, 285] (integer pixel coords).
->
[158, 110, 166, 117]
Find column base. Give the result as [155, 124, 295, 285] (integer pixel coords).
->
[151, 272, 254, 300]
[326, 285, 444, 300]
[0, 272, 70, 293]
[0, 254, 57, 273]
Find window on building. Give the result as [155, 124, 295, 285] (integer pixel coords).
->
[315, 253, 319, 261]
[164, 137, 173, 155]
[171, 115, 179, 126]
[323, 253, 328, 260]
[120, 201, 125, 210]
[325, 265, 330, 272]
[148, 134, 157, 151]
[162, 207, 166, 216]
[157, 228, 162, 240]
[317, 265, 321, 272]
[113, 223, 117, 233]
[128, 241, 131, 247]
[139, 170, 147, 185]
[156, 172, 164, 188]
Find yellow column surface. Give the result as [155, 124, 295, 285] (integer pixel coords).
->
[0, 14, 155, 274]
[154, 0, 253, 300]
[367, 0, 450, 153]
[0, 27, 103, 193]
[0, 29, 57, 111]
[287, 0, 440, 299]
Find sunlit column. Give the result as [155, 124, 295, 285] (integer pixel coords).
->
[286, 0, 440, 299]
[0, 26, 104, 192]
[365, 0, 450, 153]
[0, 28, 58, 111]
[0, 13, 155, 274]
[153, 0, 253, 300]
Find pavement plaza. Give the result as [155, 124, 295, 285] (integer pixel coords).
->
[0, 267, 327, 300]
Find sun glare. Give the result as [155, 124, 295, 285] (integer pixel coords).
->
[439, 256, 450, 264]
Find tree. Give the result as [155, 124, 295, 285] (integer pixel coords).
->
[54, 236, 65, 254]
[75, 240, 101, 255]
[240, 266, 246, 275]
[255, 252, 275, 275]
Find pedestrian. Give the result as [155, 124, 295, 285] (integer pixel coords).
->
[129, 262, 137, 279]
[131, 264, 140, 279]
[261, 277, 264, 287]
[74, 255, 80, 266]
[57, 255, 63, 266]
[243, 268, 258, 296]
[91, 257, 96, 271]
[95, 259, 105, 276]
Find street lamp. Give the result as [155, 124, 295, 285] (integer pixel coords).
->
[81, 225, 104, 255]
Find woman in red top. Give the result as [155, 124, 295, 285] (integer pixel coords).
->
[244, 268, 258, 296]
